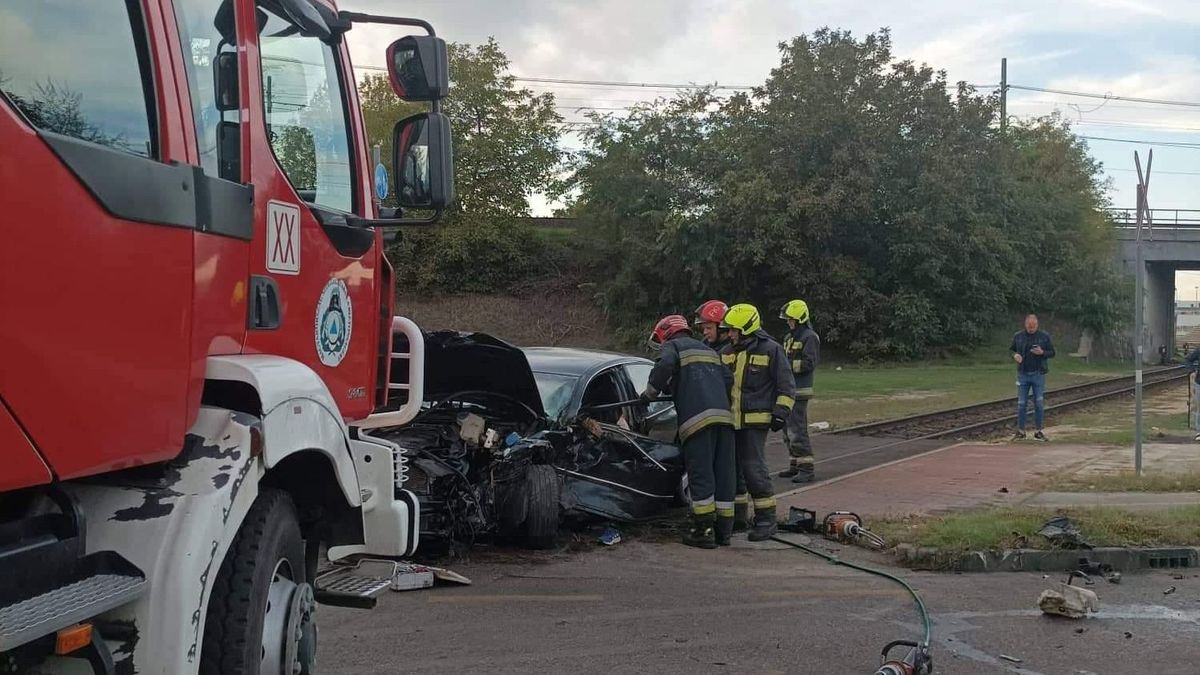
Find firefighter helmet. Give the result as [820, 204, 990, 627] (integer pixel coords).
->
[693, 299, 728, 325]
[648, 314, 691, 348]
[779, 299, 810, 323]
[720, 304, 761, 336]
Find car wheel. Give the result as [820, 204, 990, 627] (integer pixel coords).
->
[524, 465, 561, 549]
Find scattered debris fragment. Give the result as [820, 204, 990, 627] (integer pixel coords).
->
[1039, 516, 1092, 549]
[1164, 586, 1177, 595]
[1124, 631, 1133, 639]
[998, 487, 1009, 493]
[1000, 655, 1023, 664]
[809, 421, 831, 431]
[428, 566, 472, 586]
[599, 526, 622, 546]
[1106, 571, 1122, 584]
[1074, 627, 1087, 634]
[1172, 574, 1185, 580]
[1039, 580, 1100, 618]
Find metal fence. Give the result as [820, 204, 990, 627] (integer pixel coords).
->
[1104, 208, 1200, 227]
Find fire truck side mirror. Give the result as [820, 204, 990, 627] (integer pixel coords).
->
[386, 36, 449, 101]
[392, 112, 454, 211]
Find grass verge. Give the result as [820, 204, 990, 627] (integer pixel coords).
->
[1033, 470, 1200, 493]
[871, 505, 1200, 553]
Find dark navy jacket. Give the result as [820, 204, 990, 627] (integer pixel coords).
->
[1010, 329, 1056, 374]
[644, 335, 734, 441]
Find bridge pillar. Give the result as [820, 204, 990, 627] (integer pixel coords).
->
[1143, 262, 1175, 364]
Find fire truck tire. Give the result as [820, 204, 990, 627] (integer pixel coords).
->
[200, 489, 310, 675]
[523, 465, 560, 550]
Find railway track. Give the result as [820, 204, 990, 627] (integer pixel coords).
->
[832, 366, 1190, 441]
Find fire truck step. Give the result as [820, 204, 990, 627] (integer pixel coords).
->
[0, 572, 146, 651]
[313, 559, 399, 609]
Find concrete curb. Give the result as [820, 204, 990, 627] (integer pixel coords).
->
[893, 544, 1200, 573]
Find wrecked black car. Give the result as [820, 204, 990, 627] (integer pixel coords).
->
[375, 331, 685, 549]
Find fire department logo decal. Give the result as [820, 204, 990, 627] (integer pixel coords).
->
[315, 279, 352, 367]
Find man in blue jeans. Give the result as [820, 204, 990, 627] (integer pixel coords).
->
[1010, 314, 1055, 440]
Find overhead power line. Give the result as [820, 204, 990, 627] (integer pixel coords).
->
[1078, 135, 1200, 149]
[514, 76, 754, 90]
[1009, 85, 1200, 109]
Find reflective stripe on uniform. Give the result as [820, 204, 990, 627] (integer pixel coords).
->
[715, 501, 735, 517]
[721, 353, 737, 366]
[775, 395, 795, 410]
[730, 351, 747, 429]
[734, 493, 749, 504]
[753, 496, 776, 509]
[692, 496, 716, 515]
[678, 408, 734, 440]
[749, 354, 769, 366]
[678, 349, 722, 367]
[795, 387, 814, 398]
[792, 359, 804, 373]
[743, 411, 771, 425]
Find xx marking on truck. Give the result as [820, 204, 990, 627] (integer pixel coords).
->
[266, 201, 301, 275]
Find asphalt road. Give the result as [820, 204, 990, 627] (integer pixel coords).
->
[320, 536, 1200, 675]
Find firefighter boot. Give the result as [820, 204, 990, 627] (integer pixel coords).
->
[791, 457, 815, 484]
[682, 514, 718, 549]
[732, 500, 750, 533]
[778, 459, 800, 478]
[748, 508, 778, 542]
[715, 516, 734, 546]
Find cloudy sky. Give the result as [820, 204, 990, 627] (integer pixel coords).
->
[344, 0, 1199, 287]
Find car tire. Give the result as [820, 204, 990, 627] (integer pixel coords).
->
[200, 489, 314, 675]
[523, 465, 561, 549]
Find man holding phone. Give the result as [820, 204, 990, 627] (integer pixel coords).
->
[1010, 314, 1055, 440]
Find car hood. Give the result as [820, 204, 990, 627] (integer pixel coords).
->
[417, 331, 546, 417]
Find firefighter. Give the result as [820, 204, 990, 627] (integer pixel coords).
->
[719, 303, 795, 541]
[642, 315, 737, 548]
[694, 299, 730, 352]
[693, 300, 745, 524]
[779, 299, 821, 483]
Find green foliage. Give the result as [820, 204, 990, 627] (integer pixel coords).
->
[358, 39, 563, 292]
[565, 28, 1124, 357]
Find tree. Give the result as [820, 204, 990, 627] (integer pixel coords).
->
[358, 39, 564, 292]
[565, 28, 1123, 357]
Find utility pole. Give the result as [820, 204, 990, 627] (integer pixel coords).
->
[1133, 149, 1154, 476]
[1000, 57, 1008, 133]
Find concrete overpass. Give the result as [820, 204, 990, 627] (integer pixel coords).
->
[1112, 209, 1200, 363]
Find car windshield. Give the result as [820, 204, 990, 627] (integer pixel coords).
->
[532, 372, 579, 421]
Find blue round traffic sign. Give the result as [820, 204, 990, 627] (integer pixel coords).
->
[374, 163, 388, 200]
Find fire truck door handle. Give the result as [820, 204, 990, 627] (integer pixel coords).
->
[248, 275, 281, 330]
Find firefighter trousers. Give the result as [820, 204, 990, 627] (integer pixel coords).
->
[683, 425, 736, 519]
[784, 397, 814, 476]
[734, 428, 776, 517]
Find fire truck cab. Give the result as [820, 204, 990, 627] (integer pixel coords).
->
[0, 0, 451, 672]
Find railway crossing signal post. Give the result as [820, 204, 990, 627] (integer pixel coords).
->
[1133, 149, 1153, 476]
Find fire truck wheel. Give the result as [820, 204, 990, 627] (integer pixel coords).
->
[201, 489, 315, 675]
[523, 465, 561, 550]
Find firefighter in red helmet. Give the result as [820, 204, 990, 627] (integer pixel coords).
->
[643, 315, 737, 547]
[694, 300, 730, 352]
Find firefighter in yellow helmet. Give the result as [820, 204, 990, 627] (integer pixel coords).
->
[778, 300, 821, 483]
[719, 303, 796, 541]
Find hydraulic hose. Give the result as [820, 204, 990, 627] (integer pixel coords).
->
[769, 535, 933, 650]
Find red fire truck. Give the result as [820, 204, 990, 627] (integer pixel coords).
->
[1, 1, 452, 672]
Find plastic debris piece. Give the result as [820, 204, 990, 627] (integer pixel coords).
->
[1124, 631, 1133, 639]
[427, 566, 472, 586]
[1039, 516, 1092, 549]
[1106, 571, 1122, 584]
[809, 421, 831, 431]
[998, 487, 1009, 493]
[1000, 655, 1023, 664]
[1074, 627, 1086, 634]
[781, 507, 817, 533]
[598, 527, 622, 546]
[1164, 586, 1177, 595]
[1038, 583, 1100, 618]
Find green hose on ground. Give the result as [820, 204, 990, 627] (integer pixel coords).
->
[769, 535, 933, 648]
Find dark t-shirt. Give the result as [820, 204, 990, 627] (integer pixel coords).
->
[1010, 330, 1055, 374]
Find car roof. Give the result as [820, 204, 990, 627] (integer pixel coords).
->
[522, 346, 648, 377]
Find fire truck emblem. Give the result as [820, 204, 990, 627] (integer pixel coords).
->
[315, 279, 352, 367]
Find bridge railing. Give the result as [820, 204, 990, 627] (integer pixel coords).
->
[1105, 208, 1200, 228]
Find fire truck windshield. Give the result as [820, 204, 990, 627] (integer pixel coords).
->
[259, 4, 354, 213]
